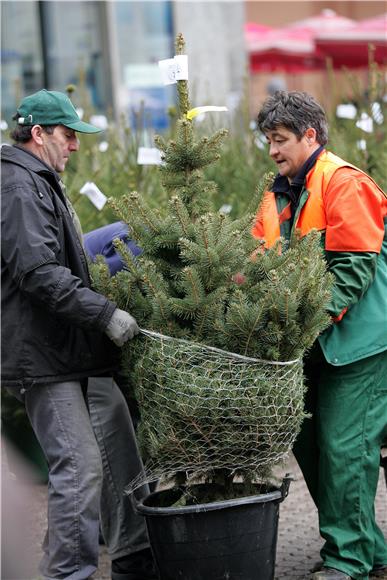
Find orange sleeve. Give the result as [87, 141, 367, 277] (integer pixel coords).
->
[324, 168, 387, 252]
[251, 212, 264, 239]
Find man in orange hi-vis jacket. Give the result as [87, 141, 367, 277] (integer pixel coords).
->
[254, 91, 387, 580]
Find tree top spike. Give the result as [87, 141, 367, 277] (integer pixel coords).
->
[176, 33, 185, 55]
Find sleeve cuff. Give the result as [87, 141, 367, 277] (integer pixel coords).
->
[331, 306, 348, 323]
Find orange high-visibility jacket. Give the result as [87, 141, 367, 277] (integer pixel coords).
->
[252, 150, 387, 365]
[252, 150, 386, 252]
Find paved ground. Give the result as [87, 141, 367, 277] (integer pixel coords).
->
[2, 450, 386, 579]
[274, 458, 386, 580]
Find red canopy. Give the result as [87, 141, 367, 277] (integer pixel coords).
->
[246, 9, 386, 73]
[315, 12, 387, 68]
[247, 21, 323, 72]
[285, 9, 356, 34]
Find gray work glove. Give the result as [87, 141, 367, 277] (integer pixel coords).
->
[105, 308, 139, 347]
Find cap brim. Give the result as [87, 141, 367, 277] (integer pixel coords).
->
[64, 120, 102, 134]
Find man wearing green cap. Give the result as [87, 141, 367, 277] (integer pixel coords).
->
[1, 90, 157, 580]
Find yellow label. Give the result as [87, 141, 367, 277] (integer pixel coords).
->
[186, 106, 228, 120]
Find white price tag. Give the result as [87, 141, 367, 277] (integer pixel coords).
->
[371, 102, 383, 125]
[137, 147, 163, 165]
[174, 55, 188, 80]
[356, 113, 373, 134]
[158, 58, 178, 85]
[336, 104, 357, 120]
[219, 204, 232, 215]
[79, 182, 107, 211]
[158, 55, 189, 85]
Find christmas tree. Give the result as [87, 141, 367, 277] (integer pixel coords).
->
[91, 34, 333, 498]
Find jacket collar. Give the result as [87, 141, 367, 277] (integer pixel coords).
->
[272, 145, 325, 194]
[1, 144, 66, 202]
[1, 143, 60, 180]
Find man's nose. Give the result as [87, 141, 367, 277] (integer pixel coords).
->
[70, 137, 80, 151]
[269, 143, 279, 157]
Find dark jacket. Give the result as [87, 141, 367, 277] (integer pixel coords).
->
[1, 144, 119, 390]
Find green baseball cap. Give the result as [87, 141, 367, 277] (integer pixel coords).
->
[16, 89, 102, 133]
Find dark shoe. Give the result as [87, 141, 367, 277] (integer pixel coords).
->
[111, 548, 158, 580]
[312, 568, 353, 580]
[370, 564, 387, 578]
[310, 560, 323, 573]
[312, 561, 387, 578]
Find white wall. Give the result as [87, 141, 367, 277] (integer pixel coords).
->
[173, 1, 247, 111]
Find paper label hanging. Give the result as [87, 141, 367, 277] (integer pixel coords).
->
[219, 204, 233, 215]
[186, 106, 228, 120]
[79, 182, 107, 211]
[336, 104, 357, 120]
[174, 55, 188, 80]
[356, 113, 373, 134]
[158, 55, 188, 85]
[158, 58, 176, 85]
[137, 147, 163, 165]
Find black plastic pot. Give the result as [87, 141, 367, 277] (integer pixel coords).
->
[135, 476, 291, 580]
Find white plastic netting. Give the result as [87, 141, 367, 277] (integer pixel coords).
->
[127, 329, 305, 493]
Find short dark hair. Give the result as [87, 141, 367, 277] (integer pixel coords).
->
[10, 115, 56, 143]
[257, 91, 328, 146]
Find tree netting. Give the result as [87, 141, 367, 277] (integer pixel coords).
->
[127, 329, 305, 493]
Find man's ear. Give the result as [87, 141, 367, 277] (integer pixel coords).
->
[30, 125, 45, 146]
[305, 127, 317, 144]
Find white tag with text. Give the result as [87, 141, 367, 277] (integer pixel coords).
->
[158, 58, 178, 85]
[158, 55, 189, 85]
[80, 182, 107, 211]
[174, 55, 188, 80]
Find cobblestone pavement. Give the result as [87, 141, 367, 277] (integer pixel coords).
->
[274, 458, 386, 580]
[3, 453, 386, 579]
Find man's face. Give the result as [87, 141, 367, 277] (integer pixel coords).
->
[265, 127, 314, 181]
[40, 125, 80, 173]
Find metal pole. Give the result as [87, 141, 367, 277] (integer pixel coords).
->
[37, 0, 50, 88]
[102, 0, 121, 125]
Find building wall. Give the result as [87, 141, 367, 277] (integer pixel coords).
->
[1, 1, 114, 123]
[1, 0, 246, 129]
[248, 67, 372, 118]
[1, 1, 44, 120]
[245, 1, 385, 28]
[173, 1, 247, 110]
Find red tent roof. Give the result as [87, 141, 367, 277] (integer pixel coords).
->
[316, 12, 387, 42]
[245, 14, 324, 72]
[315, 12, 387, 68]
[247, 26, 315, 55]
[286, 8, 356, 33]
[246, 10, 387, 72]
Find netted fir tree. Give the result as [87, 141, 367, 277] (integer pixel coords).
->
[90, 34, 334, 496]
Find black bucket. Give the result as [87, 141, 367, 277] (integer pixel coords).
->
[135, 476, 291, 580]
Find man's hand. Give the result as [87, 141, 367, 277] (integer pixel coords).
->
[105, 308, 139, 346]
